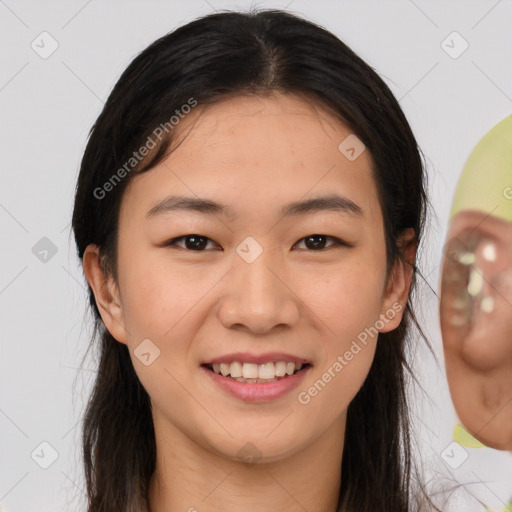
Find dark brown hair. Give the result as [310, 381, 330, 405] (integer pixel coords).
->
[72, 8, 439, 511]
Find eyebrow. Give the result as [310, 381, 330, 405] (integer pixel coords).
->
[145, 194, 363, 220]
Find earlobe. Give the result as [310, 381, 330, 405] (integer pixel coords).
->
[379, 228, 417, 333]
[82, 244, 128, 344]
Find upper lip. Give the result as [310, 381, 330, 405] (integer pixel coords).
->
[203, 352, 310, 366]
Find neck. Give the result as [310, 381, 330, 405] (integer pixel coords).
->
[147, 410, 346, 512]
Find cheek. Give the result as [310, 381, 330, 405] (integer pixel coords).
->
[279, 271, 384, 419]
[299, 251, 386, 368]
[295, 265, 385, 421]
[117, 245, 209, 340]
[117, 246, 242, 379]
[299, 254, 386, 337]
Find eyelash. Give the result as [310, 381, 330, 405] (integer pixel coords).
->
[163, 234, 351, 251]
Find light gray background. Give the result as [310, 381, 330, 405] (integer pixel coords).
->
[1, 0, 512, 511]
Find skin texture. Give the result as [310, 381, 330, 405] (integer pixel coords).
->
[83, 93, 415, 512]
[440, 115, 512, 451]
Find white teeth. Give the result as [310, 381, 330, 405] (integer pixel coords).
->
[242, 363, 259, 379]
[229, 361, 243, 378]
[232, 377, 279, 383]
[258, 362, 275, 379]
[482, 243, 497, 262]
[209, 360, 306, 380]
[468, 268, 483, 296]
[275, 361, 287, 377]
[458, 252, 475, 265]
[480, 296, 495, 313]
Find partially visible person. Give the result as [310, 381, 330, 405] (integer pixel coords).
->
[440, 114, 512, 452]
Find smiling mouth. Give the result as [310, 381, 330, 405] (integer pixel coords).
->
[202, 361, 312, 383]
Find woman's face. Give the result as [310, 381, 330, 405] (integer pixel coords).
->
[92, 93, 409, 463]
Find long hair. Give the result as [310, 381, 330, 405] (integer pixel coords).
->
[72, 8, 438, 511]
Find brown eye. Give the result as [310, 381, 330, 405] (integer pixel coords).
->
[163, 234, 350, 252]
[294, 235, 347, 251]
[165, 234, 216, 251]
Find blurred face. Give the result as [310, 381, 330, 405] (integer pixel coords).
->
[89, 93, 409, 464]
[439, 115, 512, 451]
[441, 211, 512, 449]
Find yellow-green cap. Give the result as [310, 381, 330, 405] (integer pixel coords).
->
[450, 115, 512, 222]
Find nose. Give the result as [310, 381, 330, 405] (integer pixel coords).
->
[217, 249, 301, 334]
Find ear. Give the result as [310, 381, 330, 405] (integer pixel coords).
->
[379, 228, 417, 333]
[82, 244, 128, 344]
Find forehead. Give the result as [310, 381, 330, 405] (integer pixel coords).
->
[121, 92, 380, 224]
[173, 92, 353, 156]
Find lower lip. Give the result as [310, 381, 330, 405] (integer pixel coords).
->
[201, 365, 311, 403]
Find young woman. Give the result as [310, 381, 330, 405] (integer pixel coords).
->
[72, 8, 441, 512]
